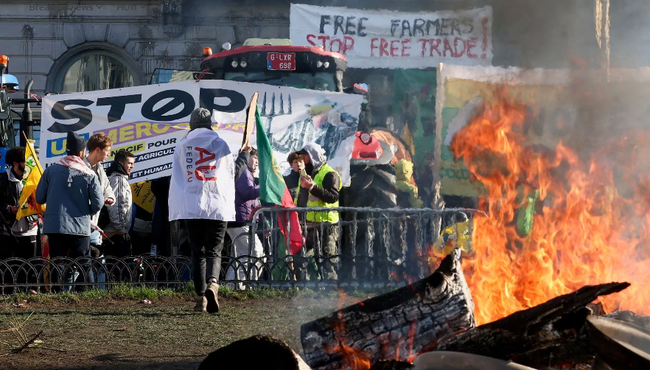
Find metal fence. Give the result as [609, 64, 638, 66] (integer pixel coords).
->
[0, 207, 478, 293]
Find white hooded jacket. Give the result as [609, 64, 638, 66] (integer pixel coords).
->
[301, 142, 327, 176]
[168, 128, 236, 222]
[84, 157, 115, 226]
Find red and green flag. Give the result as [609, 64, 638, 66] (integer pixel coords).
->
[255, 107, 304, 254]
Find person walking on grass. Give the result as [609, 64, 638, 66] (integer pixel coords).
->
[168, 107, 235, 313]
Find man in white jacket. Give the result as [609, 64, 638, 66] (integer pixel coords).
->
[169, 107, 235, 314]
[105, 149, 135, 257]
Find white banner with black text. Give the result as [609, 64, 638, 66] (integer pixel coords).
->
[290, 4, 493, 69]
[40, 80, 363, 186]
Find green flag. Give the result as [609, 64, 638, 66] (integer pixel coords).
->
[254, 106, 304, 255]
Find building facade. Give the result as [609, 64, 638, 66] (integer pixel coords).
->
[0, 0, 645, 134]
[0, 0, 288, 97]
[1, 0, 629, 93]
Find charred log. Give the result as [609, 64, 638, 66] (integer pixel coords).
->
[301, 249, 475, 370]
[198, 335, 311, 370]
[587, 302, 607, 316]
[427, 282, 630, 369]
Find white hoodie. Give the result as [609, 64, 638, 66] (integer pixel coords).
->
[168, 128, 236, 222]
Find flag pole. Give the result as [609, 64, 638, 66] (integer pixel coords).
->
[241, 92, 259, 151]
[19, 131, 45, 218]
[22, 131, 43, 174]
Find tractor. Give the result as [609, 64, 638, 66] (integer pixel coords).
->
[0, 54, 41, 172]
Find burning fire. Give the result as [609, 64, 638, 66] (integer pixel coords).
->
[329, 292, 372, 370]
[450, 89, 650, 325]
[329, 290, 418, 370]
[330, 342, 372, 370]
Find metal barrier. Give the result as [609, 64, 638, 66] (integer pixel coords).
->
[0, 255, 193, 294]
[248, 207, 478, 286]
[0, 207, 479, 293]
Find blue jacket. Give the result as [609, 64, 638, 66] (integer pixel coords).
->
[35, 163, 104, 236]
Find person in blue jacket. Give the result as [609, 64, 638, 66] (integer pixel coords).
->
[35, 131, 103, 258]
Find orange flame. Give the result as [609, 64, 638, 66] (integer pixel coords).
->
[330, 289, 418, 369]
[451, 90, 650, 325]
[328, 292, 372, 370]
[333, 342, 372, 370]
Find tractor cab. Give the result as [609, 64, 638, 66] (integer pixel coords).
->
[150, 38, 369, 113]
[198, 38, 347, 92]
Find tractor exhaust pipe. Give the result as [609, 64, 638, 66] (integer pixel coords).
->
[20, 79, 34, 146]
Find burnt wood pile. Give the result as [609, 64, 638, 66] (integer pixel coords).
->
[429, 282, 631, 368]
[300, 249, 476, 370]
[203, 250, 649, 370]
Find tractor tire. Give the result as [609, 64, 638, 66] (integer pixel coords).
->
[348, 164, 399, 209]
[342, 164, 402, 281]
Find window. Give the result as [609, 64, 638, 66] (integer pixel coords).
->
[60, 53, 135, 93]
[47, 43, 145, 94]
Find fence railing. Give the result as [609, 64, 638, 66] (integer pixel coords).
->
[0, 207, 479, 293]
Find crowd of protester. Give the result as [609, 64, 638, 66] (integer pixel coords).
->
[0, 107, 439, 312]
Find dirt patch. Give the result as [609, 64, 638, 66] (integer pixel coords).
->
[0, 296, 340, 370]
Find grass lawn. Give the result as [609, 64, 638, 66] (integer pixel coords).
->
[0, 286, 372, 370]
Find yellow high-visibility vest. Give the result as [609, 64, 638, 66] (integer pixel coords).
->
[296, 164, 342, 223]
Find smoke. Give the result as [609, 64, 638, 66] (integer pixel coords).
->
[501, 0, 650, 198]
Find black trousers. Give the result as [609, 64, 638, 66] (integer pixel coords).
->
[106, 235, 132, 257]
[47, 233, 94, 290]
[0, 234, 37, 260]
[184, 219, 227, 296]
[0, 234, 37, 294]
[48, 234, 91, 258]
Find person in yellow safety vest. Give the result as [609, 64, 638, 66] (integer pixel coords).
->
[295, 143, 342, 281]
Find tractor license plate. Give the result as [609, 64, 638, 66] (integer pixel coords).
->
[267, 52, 296, 71]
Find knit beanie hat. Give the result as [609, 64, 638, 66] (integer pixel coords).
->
[66, 131, 85, 155]
[189, 108, 213, 131]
